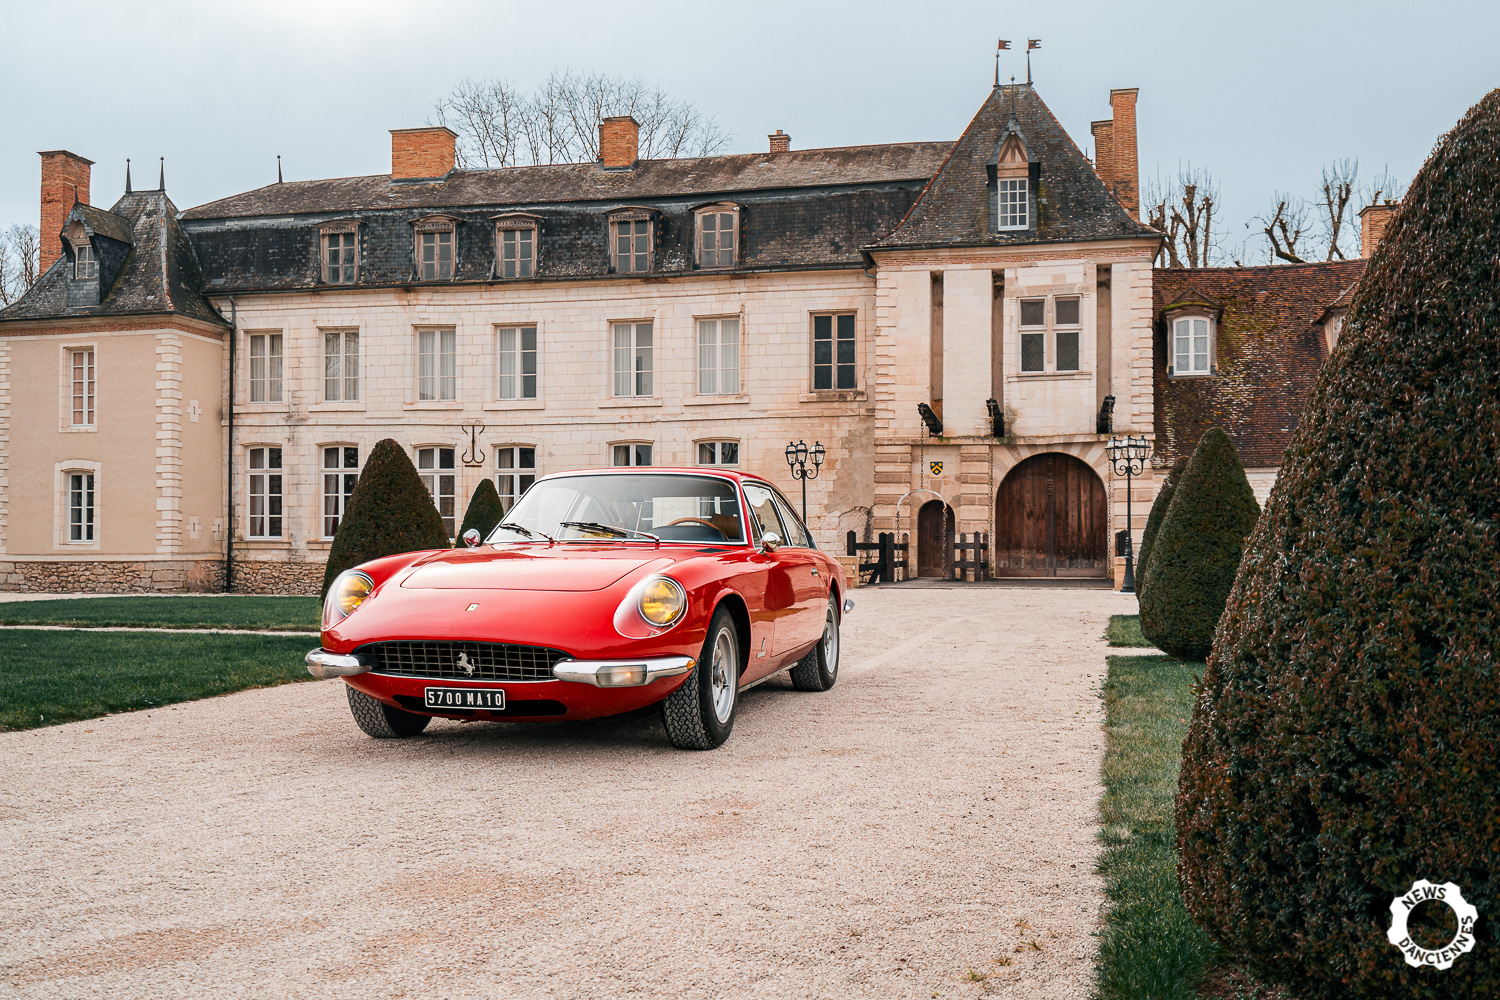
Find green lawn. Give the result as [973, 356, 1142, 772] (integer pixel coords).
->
[0, 629, 318, 731]
[1095, 653, 1219, 1000]
[1106, 614, 1155, 648]
[0, 596, 319, 632]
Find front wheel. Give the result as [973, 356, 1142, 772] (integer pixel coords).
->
[662, 607, 740, 750]
[789, 596, 840, 692]
[346, 685, 432, 738]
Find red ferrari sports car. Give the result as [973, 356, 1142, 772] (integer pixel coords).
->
[306, 468, 850, 749]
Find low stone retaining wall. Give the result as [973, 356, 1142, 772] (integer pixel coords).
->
[0, 559, 228, 594]
[229, 559, 323, 596]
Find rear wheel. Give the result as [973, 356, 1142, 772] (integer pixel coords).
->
[790, 596, 840, 692]
[662, 607, 739, 750]
[347, 685, 432, 738]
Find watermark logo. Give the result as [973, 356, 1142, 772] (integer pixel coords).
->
[1387, 879, 1478, 970]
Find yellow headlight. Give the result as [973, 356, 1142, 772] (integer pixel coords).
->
[335, 572, 374, 616]
[639, 577, 686, 627]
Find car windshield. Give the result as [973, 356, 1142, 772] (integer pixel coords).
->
[488, 473, 746, 545]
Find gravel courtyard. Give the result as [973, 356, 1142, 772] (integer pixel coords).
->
[1, 586, 1134, 999]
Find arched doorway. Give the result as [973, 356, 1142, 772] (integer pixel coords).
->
[916, 500, 955, 578]
[995, 453, 1108, 577]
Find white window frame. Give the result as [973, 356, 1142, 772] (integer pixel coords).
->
[74, 243, 97, 280]
[696, 441, 740, 467]
[70, 348, 95, 426]
[416, 446, 458, 538]
[611, 442, 653, 467]
[696, 206, 739, 268]
[320, 226, 359, 283]
[996, 177, 1029, 230]
[321, 445, 360, 539]
[696, 316, 741, 395]
[609, 213, 652, 274]
[416, 327, 458, 401]
[494, 217, 538, 279]
[66, 470, 96, 543]
[414, 218, 457, 280]
[55, 461, 101, 549]
[495, 445, 537, 514]
[322, 329, 359, 402]
[248, 332, 283, 403]
[612, 321, 654, 397]
[811, 313, 857, 392]
[246, 446, 283, 539]
[1170, 314, 1214, 376]
[496, 325, 539, 400]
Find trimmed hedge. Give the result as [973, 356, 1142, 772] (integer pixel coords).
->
[1137, 428, 1259, 660]
[321, 438, 451, 598]
[1176, 89, 1500, 999]
[1136, 455, 1188, 597]
[457, 478, 505, 545]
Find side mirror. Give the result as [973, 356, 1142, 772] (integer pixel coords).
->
[759, 532, 782, 554]
[462, 528, 483, 548]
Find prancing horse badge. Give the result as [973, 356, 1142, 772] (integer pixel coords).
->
[930, 461, 944, 477]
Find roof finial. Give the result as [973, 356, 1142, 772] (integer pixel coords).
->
[158, 156, 165, 191]
[125, 158, 132, 194]
[277, 155, 283, 184]
[996, 40, 1010, 87]
[1026, 39, 1041, 85]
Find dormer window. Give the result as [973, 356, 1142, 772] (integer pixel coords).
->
[493, 215, 538, 279]
[413, 217, 458, 280]
[609, 210, 653, 274]
[1170, 315, 1214, 376]
[696, 206, 739, 268]
[989, 124, 1036, 232]
[320, 224, 359, 284]
[74, 244, 97, 280]
[997, 179, 1029, 229]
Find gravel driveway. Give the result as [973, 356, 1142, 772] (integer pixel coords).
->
[1, 586, 1134, 999]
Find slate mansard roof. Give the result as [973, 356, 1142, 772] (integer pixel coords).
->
[1153, 259, 1367, 468]
[0, 190, 226, 327]
[872, 84, 1157, 251]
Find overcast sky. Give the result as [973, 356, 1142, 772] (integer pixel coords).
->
[2, 0, 1495, 263]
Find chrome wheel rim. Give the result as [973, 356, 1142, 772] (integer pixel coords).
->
[709, 627, 737, 724]
[823, 605, 839, 677]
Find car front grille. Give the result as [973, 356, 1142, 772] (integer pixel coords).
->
[358, 640, 569, 682]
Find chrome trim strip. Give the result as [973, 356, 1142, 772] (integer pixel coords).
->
[305, 649, 370, 679]
[552, 655, 695, 687]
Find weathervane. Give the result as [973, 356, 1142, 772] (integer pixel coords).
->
[1027, 38, 1041, 84]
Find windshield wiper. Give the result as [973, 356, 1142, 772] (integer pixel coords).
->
[558, 520, 660, 543]
[497, 522, 555, 543]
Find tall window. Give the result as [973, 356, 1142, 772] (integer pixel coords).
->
[812, 314, 856, 391]
[70, 349, 95, 426]
[249, 333, 283, 403]
[74, 244, 97, 280]
[496, 446, 536, 513]
[417, 228, 454, 280]
[1019, 299, 1046, 373]
[697, 317, 740, 395]
[612, 322, 653, 397]
[67, 472, 95, 542]
[417, 328, 457, 401]
[247, 447, 283, 539]
[697, 441, 739, 467]
[612, 443, 652, 467]
[611, 218, 651, 273]
[322, 446, 359, 539]
[996, 178, 1029, 230]
[698, 210, 737, 267]
[323, 329, 359, 402]
[1055, 297, 1081, 372]
[498, 226, 535, 278]
[1173, 317, 1212, 375]
[417, 446, 457, 537]
[322, 231, 358, 283]
[497, 326, 538, 400]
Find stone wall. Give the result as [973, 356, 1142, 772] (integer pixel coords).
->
[0, 558, 226, 593]
[230, 558, 324, 595]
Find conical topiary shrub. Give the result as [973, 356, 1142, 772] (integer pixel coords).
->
[321, 438, 451, 598]
[1177, 89, 1500, 1000]
[1137, 428, 1259, 660]
[456, 478, 505, 546]
[1135, 455, 1188, 598]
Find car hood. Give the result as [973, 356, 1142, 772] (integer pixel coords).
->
[398, 545, 683, 592]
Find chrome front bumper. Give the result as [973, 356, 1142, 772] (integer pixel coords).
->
[552, 655, 695, 688]
[305, 649, 370, 679]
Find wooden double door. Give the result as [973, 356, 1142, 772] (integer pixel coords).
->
[994, 453, 1108, 577]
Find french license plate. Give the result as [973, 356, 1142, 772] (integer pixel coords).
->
[424, 686, 506, 710]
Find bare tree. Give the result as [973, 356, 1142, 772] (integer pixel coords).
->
[431, 71, 732, 169]
[1145, 165, 1219, 268]
[1317, 158, 1359, 260]
[0, 224, 40, 306]
[1255, 195, 1311, 264]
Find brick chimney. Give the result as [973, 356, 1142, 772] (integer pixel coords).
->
[39, 150, 93, 273]
[599, 116, 639, 169]
[1108, 89, 1139, 219]
[1090, 119, 1114, 194]
[390, 127, 456, 180]
[768, 129, 790, 154]
[1359, 201, 1399, 258]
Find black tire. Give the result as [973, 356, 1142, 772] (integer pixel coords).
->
[789, 596, 840, 692]
[346, 684, 432, 738]
[662, 606, 740, 750]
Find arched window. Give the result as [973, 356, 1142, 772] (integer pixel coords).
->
[1170, 314, 1214, 376]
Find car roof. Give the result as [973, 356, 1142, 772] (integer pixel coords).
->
[535, 467, 771, 487]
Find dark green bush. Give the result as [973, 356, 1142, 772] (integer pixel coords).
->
[1177, 89, 1500, 1000]
[1137, 428, 1259, 660]
[456, 478, 505, 545]
[321, 438, 451, 597]
[1136, 455, 1188, 597]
